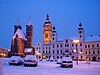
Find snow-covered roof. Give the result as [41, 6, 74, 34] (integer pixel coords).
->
[85, 35, 100, 42]
[24, 48, 33, 52]
[13, 28, 27, 40]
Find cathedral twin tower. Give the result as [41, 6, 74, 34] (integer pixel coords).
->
[10, 14, 55, 56]
[11, 19, 34, 56]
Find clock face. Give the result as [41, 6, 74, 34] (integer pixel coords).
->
[45, 27, 48, 30]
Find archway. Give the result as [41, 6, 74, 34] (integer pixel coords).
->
[92, 57, 96, 61]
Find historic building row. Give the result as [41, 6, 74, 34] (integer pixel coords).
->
[35, 14, 100, 61]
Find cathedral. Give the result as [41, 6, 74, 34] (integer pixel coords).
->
[10, 19, 35, 56]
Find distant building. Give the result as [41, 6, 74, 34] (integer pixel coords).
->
[10, 19, 35, 56]
[0, 48, 9, 57]
[35, 14, 100, 61]
[84, 35, 100, 61]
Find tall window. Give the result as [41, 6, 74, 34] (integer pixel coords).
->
[89, 51, 90, 54]
[53, 38, 54, 40]
[88, 45, 90, 48]
[66, 40, 68, 43]
[46, 47, 47, 49]
[92, 44, 94, 48]
[46, 50, 47, 53]
[53, 50, 54, 54]
[60, 44, 62, 47]
[57, 44, 59, 48]
[67, 44, 69, 47]
[72, 44, 74, 47]
[85, 45, 87, 48]
[80, 43, 82, 46]
[49, 47, 50, 49]
[57, 56, 59, 59]
[93, 51, 95, 54]
[60, 50, 62, 53]
[43, 51, 44, 54]
[86, 51, 87, 54]
[57, 50, 59, 54]
[52, 45, 54, 48]
[97, 44, 99, 47]
[98, 50, 99, 54]
[49, 50, 50, 54]
[80, 35, 82, 38]
[81, 56, 83, 59]
[80, 49, 82, 52]
[65, 44, 66, 47]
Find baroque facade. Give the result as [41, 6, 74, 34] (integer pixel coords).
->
[35, 14, 100, 61]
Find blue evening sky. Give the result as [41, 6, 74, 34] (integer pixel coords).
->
[0, 0, 100, 49]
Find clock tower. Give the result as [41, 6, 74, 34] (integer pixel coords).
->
[43, 14, 52, 44]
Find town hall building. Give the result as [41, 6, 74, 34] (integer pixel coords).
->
[35, 14, 100, 61]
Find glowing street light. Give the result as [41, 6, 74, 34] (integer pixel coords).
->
[73, 39, 79, 65]
[73, 49, 76, 53]
[79, 52, 82, 54]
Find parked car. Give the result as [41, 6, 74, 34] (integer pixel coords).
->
[50, 56, 54, 61]
[9, 56, 23, 65]
[46, 58, 49, 61]
[24, 55, 38, 67]
[60, 56, 73, 68]
[56, 59, 62, 64]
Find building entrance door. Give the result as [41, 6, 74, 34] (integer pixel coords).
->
[92, 57, 96, 61]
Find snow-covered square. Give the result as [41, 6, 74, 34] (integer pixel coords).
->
[0, 58, 100, 75]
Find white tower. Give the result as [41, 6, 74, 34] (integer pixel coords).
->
[78, 23, 84, 42]
[52, 26, 57, 42]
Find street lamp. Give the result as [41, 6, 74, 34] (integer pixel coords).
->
[73, 39, 79, 65]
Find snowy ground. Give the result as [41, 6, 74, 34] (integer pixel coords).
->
[0, 58, 100, 75]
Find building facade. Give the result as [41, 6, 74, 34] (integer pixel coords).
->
[84, 36, 100, 61]
[11, 19, 35, 56]
[0, 48, 9, 57]
[35, 14, 100, 61]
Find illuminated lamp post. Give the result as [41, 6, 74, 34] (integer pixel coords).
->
[73, 39, 79, 65]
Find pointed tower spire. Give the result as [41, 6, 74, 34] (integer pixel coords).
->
[79, 22, 82, 28]
[28, 18, 32, 25]
[16, 18, 20, 25]
[14, 19, 22, 34]
[46, 14, 49, 21]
